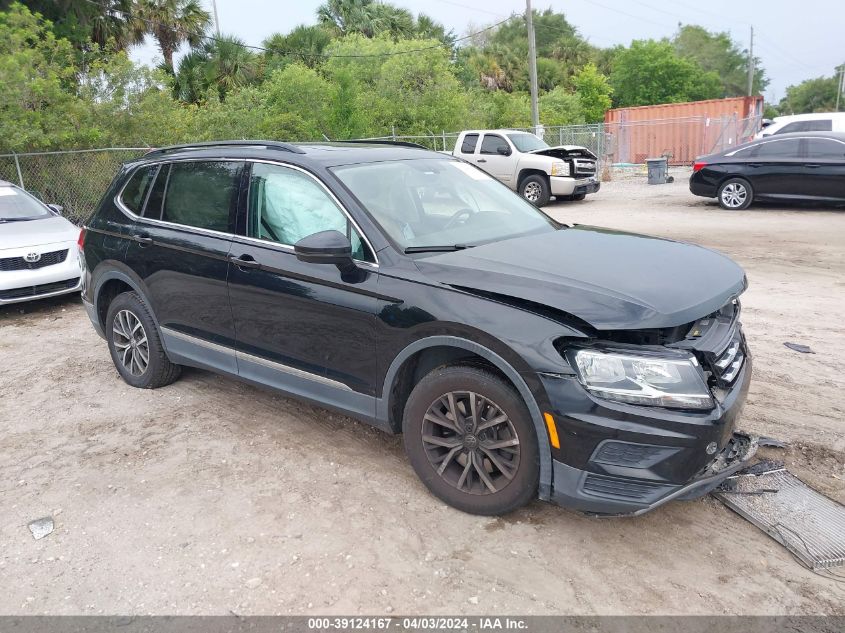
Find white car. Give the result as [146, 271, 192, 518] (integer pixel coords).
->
[452, 129, 600, 206]
[0, 180, 82, 305]
[756, 112, 845, 138]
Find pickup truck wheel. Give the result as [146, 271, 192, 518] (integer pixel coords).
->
[520, 175, 551, 207]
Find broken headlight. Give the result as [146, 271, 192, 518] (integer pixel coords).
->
[570, 348, 714, 410]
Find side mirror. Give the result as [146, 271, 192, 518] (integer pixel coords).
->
[47, 203, 64, 215]
[496, 146, 511, 156]
[294, 230, 353, 267]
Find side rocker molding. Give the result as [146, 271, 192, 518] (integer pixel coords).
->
[377, 336, 552, 501]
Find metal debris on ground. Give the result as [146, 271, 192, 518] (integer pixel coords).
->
[27, 516, 54, 540]
[784, 342, 814, 354]
[713, 470, 845, 570]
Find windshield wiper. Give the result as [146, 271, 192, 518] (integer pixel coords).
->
[404, 244, 476, 254]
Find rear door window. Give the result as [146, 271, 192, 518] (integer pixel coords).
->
[480, 134, 510, 155]
[753, 139, 801, 159]
[459, 134, 479, 154]
[120, 165, 157, 215]
[778, 120, 832, 134]
[161, 161, 241, 233]
[143, 165, 169, 219]
[807, 138, 845, 160]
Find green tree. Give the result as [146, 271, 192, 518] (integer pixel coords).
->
[131, 0, 211, 71]
[778, 74, 841, 114]
[573, 62, 612, 122]
[609, 39, 721, 107]
[539, 87, 584, 126]
[673, 25, 767, 96]
[263, 24, 333, 71]
[317, 0, 414, 40]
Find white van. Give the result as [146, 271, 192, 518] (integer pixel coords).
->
[756, 112, 845, 138]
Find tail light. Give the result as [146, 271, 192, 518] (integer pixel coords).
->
[77, 227, 87, 251]
[692, 161, 707, 173]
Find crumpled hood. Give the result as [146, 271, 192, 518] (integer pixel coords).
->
[528, 145, 597, 160]
[414, 226, 747, 330]
[0, 216, 79, 251]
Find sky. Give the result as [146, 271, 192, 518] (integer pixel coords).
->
[130, 0, 843, 103]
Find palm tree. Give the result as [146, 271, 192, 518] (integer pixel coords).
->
[173, 35, 257, 102]
[131, 0, 212, 71]
[263, 24, 332, 69]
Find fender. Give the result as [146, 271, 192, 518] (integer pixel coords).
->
[378, 335, 552, 500]
[90, 264, 162, 337]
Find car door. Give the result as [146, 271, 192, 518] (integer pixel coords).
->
[227, 161, 381, 418]
[800, 137, 845, 201]
[745, 138, 803, 199]
[475, 134, 515, 184]
[121, 159, 242, 373]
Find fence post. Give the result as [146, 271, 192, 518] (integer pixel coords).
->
[391, 125, 396, 141]
[442, 130, 446, 152]
[13, 153, 24, 188]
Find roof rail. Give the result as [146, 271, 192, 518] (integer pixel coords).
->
[143, 140, 306, 156]
[334, 139, 429, 150]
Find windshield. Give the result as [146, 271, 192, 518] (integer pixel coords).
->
[0, 186, 52, 221]
[507, 133, 549, 153]
[331, 158, 558, 252]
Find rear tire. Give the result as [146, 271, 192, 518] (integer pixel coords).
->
[519, 175, 551, 207]
[105, 291, 181, 389]
[717, 178, 753, 210]
[403, 365, 539, 515]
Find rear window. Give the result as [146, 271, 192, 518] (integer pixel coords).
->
[120, 165, 157, 215]
[460, 134, 479, 154]
[161, 161, 241, 233]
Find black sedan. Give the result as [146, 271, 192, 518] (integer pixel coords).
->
[690, 131, 845, 209]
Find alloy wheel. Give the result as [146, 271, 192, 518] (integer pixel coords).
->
[523, 182, 541, 202]
[112, 309, 149, 376]
[421, 391, 521, 495]
[721, 182, 747, 208]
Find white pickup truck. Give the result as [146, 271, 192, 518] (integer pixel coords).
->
[452, 129, 600, 206]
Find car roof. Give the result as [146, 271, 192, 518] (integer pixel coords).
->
[128, 140, 443, 169]
[461, 130, 528, 135]
[0, 179, 14, 188]
[773, 112, 845, 122]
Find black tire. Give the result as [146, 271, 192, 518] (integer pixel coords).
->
[105, 291, 181, 389]
[717, 177, 753, 210]
[403, 365, 539, 515]
[519, 174, 551, 207]
[571, 193, 586, 201]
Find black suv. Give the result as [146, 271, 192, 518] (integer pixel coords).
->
[81, 140, 754, 516]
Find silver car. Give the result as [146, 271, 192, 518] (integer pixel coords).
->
[0, 180, 82, 304]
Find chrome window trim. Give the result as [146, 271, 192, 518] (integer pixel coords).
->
[114, 156, 379, 267]
[160, 326, 352, 392]
[114, 157, 241, 241]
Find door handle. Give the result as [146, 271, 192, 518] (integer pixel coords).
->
[229, 254, 261, 270]
[477, 159, 487, 163]
[747, 163, 761, 168]
[131, 234, 152, 246]
[805, 164, 821, 169]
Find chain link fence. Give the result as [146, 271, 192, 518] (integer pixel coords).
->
[0, 114, 761, 226]
[0, 148, 148, 225]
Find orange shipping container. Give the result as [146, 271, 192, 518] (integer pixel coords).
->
[604, 97, 764, 165]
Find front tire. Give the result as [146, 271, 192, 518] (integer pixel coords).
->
[105, 291, 181, 389]
[519, 175, 551, 207]
[403, 366, 539, 515]
[717, 178, 753, 210]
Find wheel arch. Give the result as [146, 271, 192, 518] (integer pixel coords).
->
[517, 168, 549, 190]
[378, 335, 552, 500]
[92, 267, 157, 333]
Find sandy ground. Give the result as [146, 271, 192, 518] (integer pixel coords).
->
[1, 170, 844, 615]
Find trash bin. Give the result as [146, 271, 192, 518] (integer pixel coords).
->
[646, 157, 668, 185]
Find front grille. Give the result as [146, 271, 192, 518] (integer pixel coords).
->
[573, 159, 597, 177]
[582, 473, 672, 503]
[0, 249, 68, 271]
[0, 277, 78, 300]
[709, 333, 746, 386]
[592, 441, 680, 469]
